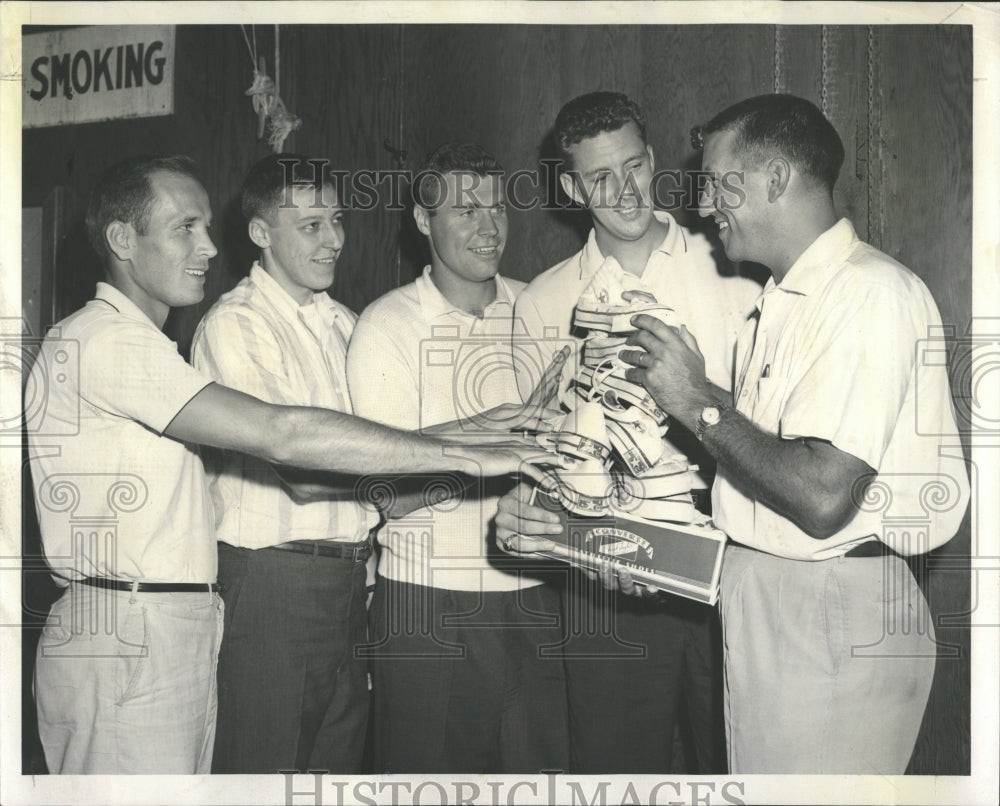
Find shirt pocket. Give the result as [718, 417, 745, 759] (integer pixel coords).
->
[751, 376, 789, 435]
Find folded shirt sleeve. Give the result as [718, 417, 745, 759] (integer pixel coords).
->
[81, 320, 213, 435]
[778, 281, 917, 472]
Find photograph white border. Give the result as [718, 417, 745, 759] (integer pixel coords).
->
[2, 3, 997, 805]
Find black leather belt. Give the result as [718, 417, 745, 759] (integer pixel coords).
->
[77, 577, 220, 593]
[844, 541, 898, 559]
[266, 539, 373, 562]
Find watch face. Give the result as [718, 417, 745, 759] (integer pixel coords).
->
[702, 406, 722, 426]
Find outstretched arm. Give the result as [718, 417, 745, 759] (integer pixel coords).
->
[165, 382, 546, 482]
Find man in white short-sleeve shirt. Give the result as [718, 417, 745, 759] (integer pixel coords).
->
[512, 91, 761, 774]
[617, 95, 969, 772]
[347, 143, 569, 773]
[27, 155, 541, 775]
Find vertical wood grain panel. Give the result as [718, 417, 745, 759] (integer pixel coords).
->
[879, 26, 972, 346]
[559, 25, 643, 101]
[641, 25, 774, 230]
[781, 26, 823, 103]
[822, 26, 870, 237]
[543, 26, 646, 267]
[401, 25, 583, 285]
[282, 25, 403, 316]
[877, 24, 972, 775]
[640, 23, 773, 290]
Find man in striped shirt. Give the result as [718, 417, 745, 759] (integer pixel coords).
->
[191, 154, 379, 774]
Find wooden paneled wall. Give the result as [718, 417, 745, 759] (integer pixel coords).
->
[22, 23, 972, 775]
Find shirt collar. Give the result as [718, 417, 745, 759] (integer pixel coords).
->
[774, 218, 858, 297]
[577, 209, 687, 280]
[93, 282, 161, 327]
[249, 261, 340, 330]
[414, 265, 515, 322]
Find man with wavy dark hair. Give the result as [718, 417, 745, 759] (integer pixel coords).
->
[513, 92, 761, 774]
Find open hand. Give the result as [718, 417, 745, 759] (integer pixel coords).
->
[508, 345, 570, 431]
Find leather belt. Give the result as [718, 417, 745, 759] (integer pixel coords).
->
[844, 541, 898, 559]
[77, 577, 220, 593]
[266, 539, 373, 562]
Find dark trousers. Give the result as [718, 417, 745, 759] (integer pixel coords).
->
[366, 576, 569, 773]
[560, 570, 726, 774]
[211, 542, 370, 774]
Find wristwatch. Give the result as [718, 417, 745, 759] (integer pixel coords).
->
[695, 404, 729, 441]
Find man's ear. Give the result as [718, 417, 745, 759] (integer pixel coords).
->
[413, 205, 431, 237]
[766, 157, 792, 203]
[105, 221, 134, 262]
[248, 217, 271, 250]
[559, 171, 585, 206]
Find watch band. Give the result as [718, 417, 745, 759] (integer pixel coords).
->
[695, 403, 730, 441]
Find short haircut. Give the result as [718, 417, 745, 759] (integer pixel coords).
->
[412, 142, 504, 214]
[553, 91, 647, 166]
[85, 155, 200, 260]
[691, 94, 845, 192]
[240, 153, 334, 223]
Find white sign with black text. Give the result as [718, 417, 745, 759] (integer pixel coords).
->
[22, 25, 174, 128]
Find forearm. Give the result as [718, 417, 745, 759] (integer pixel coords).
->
[267, 406, 472, 475]
[168, 383, 532, 483]
[698, 409, 872, 539]
[420, 403, 534, 438]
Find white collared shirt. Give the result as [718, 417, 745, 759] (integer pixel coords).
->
[713, 219, 969, 559]
[346, 267, 537, 591]
[28, 283, 217, 584]
[513, 210, 762, 489]
[191, 262, 378, 548]
[513, 210, 762, 400]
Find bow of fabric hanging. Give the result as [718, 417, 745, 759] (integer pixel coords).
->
[241, 24, 302, 152]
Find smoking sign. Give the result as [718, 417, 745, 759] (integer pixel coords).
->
[23, 25, 175, 128]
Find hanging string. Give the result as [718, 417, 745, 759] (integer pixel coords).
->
[820, 25, 829, 117]
[264, 25, 301, 151]
[773, 25, 785, 94]
[274, 24, 280, 99]
[242, 24, 301, 152]
[240, 24, 256, 66]
[866, 25, 883, 249]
